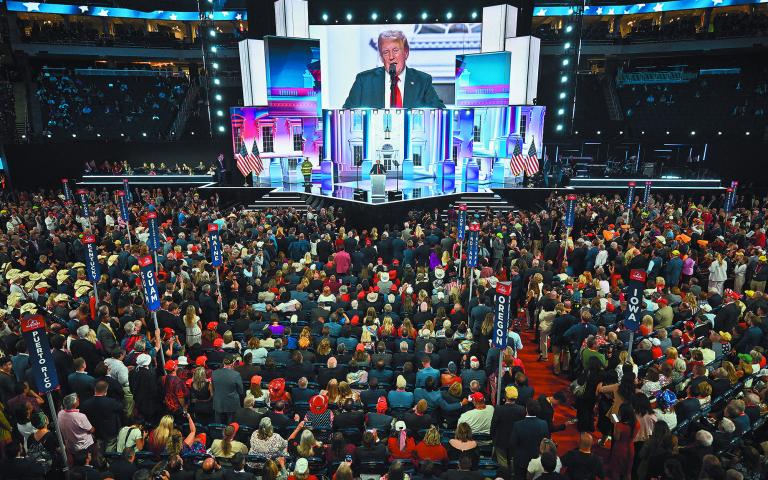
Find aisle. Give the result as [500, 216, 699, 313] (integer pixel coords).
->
[517, 330, 581, 453]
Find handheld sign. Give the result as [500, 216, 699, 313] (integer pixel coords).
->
[21, 315, 60, 394]
[76, 189, 90, 218]
[564, 194, 577, 228]
[724, 188, 734, 213]
[457, 204, 467, 241]
[61, 178, 73, 203]
[643, 181, 652, 205]
[117, 191, 130, 224]
[123, 178, 132, 202]
[493, 281, 513, 348]
[146, 211, 161, 251]
[626, 182, 636, 210]
[82, 234, 101, 282]
[466, 223, 480, 268]
[624, 269, 647, 331]
[138, 255, 161, 311]
[208, 223, 223, 267]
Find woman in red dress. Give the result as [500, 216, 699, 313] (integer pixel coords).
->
[607, 403, 639, 480]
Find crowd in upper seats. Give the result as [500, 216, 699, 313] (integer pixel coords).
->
[0, 186, 765, 479]
[35, 69, 188, 140]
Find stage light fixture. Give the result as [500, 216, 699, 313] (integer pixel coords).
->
[666, 130, 670, 135]
[322, 13, 329, 22]
[212, 62, 219, 69]
[371, 12, 378, 20]
[746, 131, 751, 136]
[215, 94, 222, 101]
[565, 25, 573, 33]
[421, 12, 428, 20]
[346, 12, 352, 21]
[142, 132, 147, 137]
[559, 92, 566, 99]
[217, 110, 224, 117]
[446, 11, 453, 20]
[21, 134, 26, 139]
[218, 126, 226, 132]
[557, 108, 564, 115]
[96, 133, 101, 137]
[556, 124, 563, 131]
[209, 30, 216, 37]
[47, 134, 52, 138]
[560, 75, 568, 83]
[72, 133, 77, 138]
[471, 11, 478, 19]
[619, 130, 624, 135]
[690, 131, 696, 135]
[575, 130, 579, 135]
[564, 42, 571, 49]
[641, 131, 645, 135]
[718, 131, 722, 135]
[120, 133, 124, 137]
[214, 78, 221, 85]
[210, 46, 217, 53]
[562, 59, 569, 66]
[191, 131, 195, 135]
[596, 130, 601, 135]
[395, 12, 403, 20]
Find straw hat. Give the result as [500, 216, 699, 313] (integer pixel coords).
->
[75, 285, 92, 297]
[107, 255, 119, 267]
[20, 303, 38, 315]
[6, 292, 22, 307]
[56, 270, 70, 283]
[71, 262, 85, 269]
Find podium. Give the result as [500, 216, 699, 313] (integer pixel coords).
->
[371, 174, 386, 197]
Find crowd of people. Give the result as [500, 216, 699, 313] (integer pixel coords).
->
[35, 69, 188, 140]
[0, 185, 765, 480]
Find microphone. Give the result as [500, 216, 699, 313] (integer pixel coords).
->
[389, 63, 397, 107]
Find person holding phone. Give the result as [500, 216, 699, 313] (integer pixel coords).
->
[606, 403, 639, 480]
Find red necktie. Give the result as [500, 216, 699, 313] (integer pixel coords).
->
[393, 75, 403, 108]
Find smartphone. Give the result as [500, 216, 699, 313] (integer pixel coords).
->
[611, 413, 619, 423]
[345, 454, 353, 463]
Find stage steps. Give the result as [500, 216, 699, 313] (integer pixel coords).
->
[443, 192, 517, 221]
[244, 190, 308, 212]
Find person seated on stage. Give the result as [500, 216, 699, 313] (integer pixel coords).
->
[174, 164, 184, 174]
[370, 159, 387, 175]
[206, 164, 217, 176]
[122, 161, 132, 174]
[194, 161, 207, 173]
[158, 162, 169, 174]
[148, 163, 157, 176]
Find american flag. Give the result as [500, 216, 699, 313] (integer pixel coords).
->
[509, 140, 526, 176]
[234, 138, 263, 177]
[524, 140, 539, 175]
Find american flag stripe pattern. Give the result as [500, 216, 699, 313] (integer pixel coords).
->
[525, 141, 539, 175]
[234, 139, 264, 177]
[509, 141, 526, 176]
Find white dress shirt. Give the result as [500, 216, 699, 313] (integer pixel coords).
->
[384, 66, 407, 108]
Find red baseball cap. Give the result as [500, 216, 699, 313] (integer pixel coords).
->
[309, 394, 328, 415]
[470, 392, 485, 403]
[207, 322, 218, 330]
[195, 355, 208, 367]
[376, 396, 388, 414]
[250, 375, 262, 385]
[164, 360, 178, 372]
[213, 338, 224, 348]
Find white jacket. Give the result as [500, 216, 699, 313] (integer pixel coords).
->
[708, 260, 728, 282]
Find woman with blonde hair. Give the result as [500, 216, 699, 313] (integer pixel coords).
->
[291, 429, 324, 458]
[323, 379, 341, 404]
[414, 425, 448, 462]
[338, 381, 359, 404]
[183, 305, 202, 347]
[210, 423, 248, 458]
[147, 415, 175, 455]
[221, 330, 241, 351]
[721, 361, 739, 385]
[379, 317, 396, 337]
[615, 350, 638, 381]
[315, 338, 332, 363]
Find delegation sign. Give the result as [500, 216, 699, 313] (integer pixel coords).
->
[21, 315, 60, 394]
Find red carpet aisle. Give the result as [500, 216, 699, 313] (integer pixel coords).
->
[518, 330, 581, 453]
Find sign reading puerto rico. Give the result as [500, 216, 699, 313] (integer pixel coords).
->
[21, 315, 60, 394]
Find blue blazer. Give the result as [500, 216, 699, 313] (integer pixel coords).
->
[343, 67, 446, 109]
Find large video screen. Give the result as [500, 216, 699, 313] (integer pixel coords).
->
[472, 106, 546, 159]
[325, 108, 475, 177]
[230, 107, 322, 172]
[310, 23, 481, 109]
[455, 52, 512, 107]
[264, 36, 321, 117]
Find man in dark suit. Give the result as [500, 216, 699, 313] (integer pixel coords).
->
[80, 380, 126, 449]
[490, 386, 525, 469]
[509, 399, 550, 479]
[343, 30, 445, 109]
[212, 356, 245, 424]
[370, 159, 387, 175]
[232, 397, 263, 430]
[107, 447, 138, 480]
[224, 452, 255, 480]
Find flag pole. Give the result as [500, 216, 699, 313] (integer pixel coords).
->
[47, 392, 70, 478]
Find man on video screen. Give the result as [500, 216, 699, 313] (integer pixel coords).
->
[343, 30, 446, 109]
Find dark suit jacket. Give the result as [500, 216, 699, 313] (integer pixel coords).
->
[343, 67, 446, 109]
[510, 416, 549, 473]
[490, 402, 525, 449]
